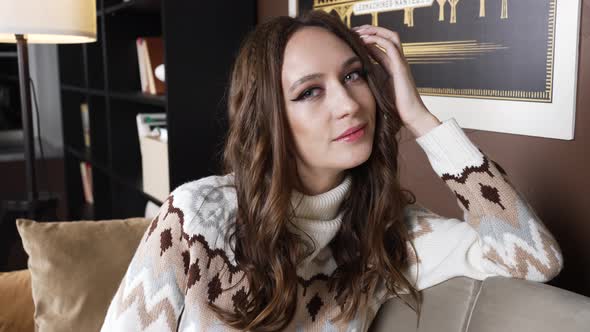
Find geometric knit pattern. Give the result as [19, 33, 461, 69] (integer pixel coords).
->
[101, 118, 563, 332]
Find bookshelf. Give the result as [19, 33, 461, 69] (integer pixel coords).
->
[58, 0, 256, 220]
[0, 44, 20, 132]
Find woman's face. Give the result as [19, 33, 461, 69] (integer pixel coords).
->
[281, 27, 376, 189]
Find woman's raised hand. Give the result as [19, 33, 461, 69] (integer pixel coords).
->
[352, 24, 441, 137]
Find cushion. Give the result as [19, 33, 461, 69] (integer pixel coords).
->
[370, 276, 590, 332]
[467, 276, 590, 332]
[16, 217, 151, 332]
[0, 269, 34, 332]
[369, 277, 482, 332]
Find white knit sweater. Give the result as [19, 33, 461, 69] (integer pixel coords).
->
[101, 118, 563, 331]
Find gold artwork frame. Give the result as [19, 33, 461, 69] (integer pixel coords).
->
[289, 0, 581, 140]
[293, 0, 556, 103]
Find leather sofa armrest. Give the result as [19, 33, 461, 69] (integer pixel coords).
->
[369, 277, 482, 332]
[370, 276, 590, 332]
[466, 276, 590, 332]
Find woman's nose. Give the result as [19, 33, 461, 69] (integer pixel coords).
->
[331, 84, 361, 119]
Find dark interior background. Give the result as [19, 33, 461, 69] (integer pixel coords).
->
[258, 0, 590, 297]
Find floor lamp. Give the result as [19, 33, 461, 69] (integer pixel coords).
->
[0, 1, 96, 219]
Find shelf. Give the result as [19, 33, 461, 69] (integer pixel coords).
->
[0, 74, 19, 82]
[110, 170, 163, 205]
[65, 146, 91, 162]
[61, 84, 106, 96]
[59, 0, 255, 220]
[61, 85, 86, 94]
[0, 52, 17, 58]
[109, 91, 166, 107]
[0, 45, 16, 52]
[100, 0, 161, 15]
[75, 203, 95, 220]
[66, 145, 162, 205]
[0, 137, 63, 162]
[65, 146, 109, 173]
[101, 1, 133, 15]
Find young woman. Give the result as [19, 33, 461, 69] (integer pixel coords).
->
[102, 10, 563, 332]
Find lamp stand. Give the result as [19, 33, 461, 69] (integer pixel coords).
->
[0, 35, 58, 220]
[16, 34, 37, 205]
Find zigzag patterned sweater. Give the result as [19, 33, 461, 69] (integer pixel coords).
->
[101, 118, 563, 331]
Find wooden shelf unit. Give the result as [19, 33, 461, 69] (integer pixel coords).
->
[58, 0, 256, 220]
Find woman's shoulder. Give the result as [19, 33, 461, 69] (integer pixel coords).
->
[169, 173, 237, 225]
[166, 174, 238, 257]
[171, 173, 236, 198]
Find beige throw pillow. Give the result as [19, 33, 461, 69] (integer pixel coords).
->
[16, 217, 151, 332]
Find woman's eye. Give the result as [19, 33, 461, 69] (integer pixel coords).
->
[345, 70, 364, 83]
[294, 87, 321, 101]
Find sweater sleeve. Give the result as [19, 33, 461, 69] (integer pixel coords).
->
[100, 187, 191, 331]
[101, 175, 243, 331]
[402, 118, 563, 291]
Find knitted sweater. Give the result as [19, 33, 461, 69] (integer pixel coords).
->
[101, 118, 563, 332]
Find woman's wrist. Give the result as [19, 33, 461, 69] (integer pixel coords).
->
[405, 110, 442, 138]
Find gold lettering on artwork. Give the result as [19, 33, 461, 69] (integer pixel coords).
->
[352, 0, 434, 15]
[312, 0, 511, 28]
[480, 0, 485, 17]
[403, 40, 507, 64]
[404, 7, 415, 27]
[372, 12, 379, 25]
[448, 0, 460, 24]
[312, 0, 356, 28]
[437, 0, 446, 21]
[501, 0, 508, 19]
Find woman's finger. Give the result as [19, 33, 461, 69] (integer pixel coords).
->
[354, 25, 403, 53]
[358, 34, 405, 71]
[366, 43, 388, 64]
[355, 24, 399, 42]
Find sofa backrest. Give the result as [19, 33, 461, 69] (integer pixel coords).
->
[370, 276, 590, 332]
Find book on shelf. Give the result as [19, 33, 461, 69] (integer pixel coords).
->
[137, 113, 169, 202]
[80, 103, 91, 150]
[136, 39, 149, 94]
[136, 113, 167, 140]
[136, 37, 165, 95]
[79, 161, 94, 204]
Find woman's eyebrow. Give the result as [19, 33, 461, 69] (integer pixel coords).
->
[288, 56, 361, 94]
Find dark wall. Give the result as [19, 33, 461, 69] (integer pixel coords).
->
[258, 0, 590, 297]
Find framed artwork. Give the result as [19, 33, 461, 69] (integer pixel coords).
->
[290, 0, 582, 140]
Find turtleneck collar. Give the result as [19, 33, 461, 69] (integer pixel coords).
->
[288, 175, 352, 267]
[290, 175, 352, 221]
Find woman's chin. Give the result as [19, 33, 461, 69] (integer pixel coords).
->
[339, 147, 373, 170]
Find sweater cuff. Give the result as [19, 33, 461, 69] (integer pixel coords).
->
[415, 118, 484, 177]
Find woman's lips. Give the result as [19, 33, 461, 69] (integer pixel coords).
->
[334, 125, 366, 142]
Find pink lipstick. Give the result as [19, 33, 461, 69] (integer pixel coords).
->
[334, 124, 366, 142]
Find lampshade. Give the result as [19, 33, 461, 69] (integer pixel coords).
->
[0, 0, 96, 44]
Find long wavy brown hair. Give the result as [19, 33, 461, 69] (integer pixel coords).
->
[217, 10, 421, 331]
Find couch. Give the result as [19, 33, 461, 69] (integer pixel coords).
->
[370, 275, 590, 332]
[1, 217, 589, 332]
